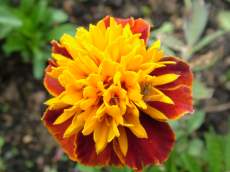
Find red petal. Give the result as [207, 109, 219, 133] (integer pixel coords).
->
[43, 65, 64, 96]
[149, 57, 193, 119]
[131, 18, 150, 43]
[76, 133, 123, 166]
[125, 115, 175, 170]
[42, 108, 77, 161]
[103, 16, 150, 43]
[152, 57, 193, 89]
[149, 86, 193, 119]
[51, 40, 72, 58]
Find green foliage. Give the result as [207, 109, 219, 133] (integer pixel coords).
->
[110, 166, 132, 172]
[183, 0, 209, 47]
[0, 136, 5, 171]
[76, 164, 102, 172]
[218, 10, 230, 31]
[135, 124, 229, 172]
[193, 78, 214, 100]
[205, 132, 223, 172]
[151, 0, 225, 60]
[0, 0, 75, 79]
[224, 133, 230, 170]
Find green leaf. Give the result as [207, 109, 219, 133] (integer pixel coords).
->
[0, 7, 22, 27]
[205, 132, 223, 172]
[143, 166, 162, 172]
[158, 34, 184, 52]
[20, 0, 35, 13]
[50, 9, 68, 23]
[32, 0, 49, 24]
[224, 133, 230, 170]
[48, 24, 75, 40]
[110, 166, 132, 172]
[76, 164, 101, 172]
[0, 25, 14, 39]
[161, 45, 176, 56]
[0, 136, 4, 150]
[32, 48, 47, 79]
[218, 10, 230, 31]
[192, 78, 213, 100]
[184, 0, 209, 46]
[186, 110, 205, 134]
[169, 120, 187, 139]
[154, 22, 174, 34]
[3, 33, 26, 55]
[165, 151, 178, 172]
[191, 30, 224, 55]
[188, 139, 204, 157]
[180, 154, 202, 172]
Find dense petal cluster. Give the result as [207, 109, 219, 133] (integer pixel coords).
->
[42, 16, 193, 170]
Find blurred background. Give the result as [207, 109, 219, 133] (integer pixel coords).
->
[0, 0, 230, 172]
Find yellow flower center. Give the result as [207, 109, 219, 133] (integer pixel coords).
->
[46, 17, 179, 155]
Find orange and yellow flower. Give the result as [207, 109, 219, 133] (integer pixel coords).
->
[42, 16, 193, 170]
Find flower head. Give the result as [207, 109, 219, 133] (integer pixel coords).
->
[42, 16, 193, 170]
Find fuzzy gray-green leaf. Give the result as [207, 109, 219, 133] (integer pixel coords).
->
[184, 0, 209, 46]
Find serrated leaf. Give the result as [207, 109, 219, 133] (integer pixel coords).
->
[205, 133, 223, 172]
[184, 0, 209, 46]
[218, 10, 230, 31]
[193, 78, 213, 100]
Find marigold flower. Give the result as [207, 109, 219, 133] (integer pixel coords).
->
[42, 16, 193, 170]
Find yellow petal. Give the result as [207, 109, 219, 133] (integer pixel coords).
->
[45, 97, 67, 110]
[124, 107, 147, 138]
[82, 118, 97, 136]
[142, 105, 168, 121]
[53, 105, 80, 125]
[99, 59, 118, 79]
[151, 74, 180, 86]
[105, 105, 124, 124]
[113, 72, 121, 86]
[79, 98, 96, 110]
[107, 119, 120, 142]
[144, 87, 174, 104]
[94, 121, 109, 154]
[60, 85, 82, 105]
[118, 126, 128, 156]
[95, 103, 106, 119]
[83, 86, 97, 98]
[63, 113, 84, 138]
